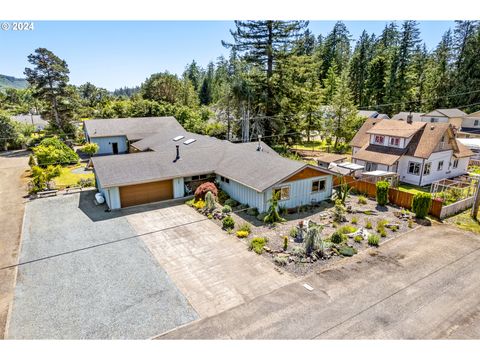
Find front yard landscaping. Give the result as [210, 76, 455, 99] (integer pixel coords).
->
[187, 183, 423, 277]
[52, 163, 95, 189]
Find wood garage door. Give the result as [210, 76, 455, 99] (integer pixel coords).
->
[119, 180, 173, 208]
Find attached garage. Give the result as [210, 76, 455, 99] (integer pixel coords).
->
[119, 180, 173, 208]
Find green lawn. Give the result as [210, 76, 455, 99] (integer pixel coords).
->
[291, 140, 326, 151]
[53, 164, 95, 189]
[445, 209, 480, 234]
[397, 183, 431, 195]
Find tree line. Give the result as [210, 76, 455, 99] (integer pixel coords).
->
[1, 20, 479, 148]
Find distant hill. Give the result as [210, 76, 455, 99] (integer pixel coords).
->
[0, 74, 28, 90]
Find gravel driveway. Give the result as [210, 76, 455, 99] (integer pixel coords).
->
[7, 192, 197, 339]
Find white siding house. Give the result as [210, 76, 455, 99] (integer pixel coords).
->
[89, 136, 129, 155]
[350, 119, 473, 186]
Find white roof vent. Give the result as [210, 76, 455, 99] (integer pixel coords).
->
[173, 135, 185, 141]
[183, 138, 196, 145]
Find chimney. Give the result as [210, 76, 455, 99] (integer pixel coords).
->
[256, 135, 263, 151]
[174, 145, 180, 162]
[407, 112, 413, 124]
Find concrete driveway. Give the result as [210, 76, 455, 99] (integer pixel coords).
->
[126, 204, 294, 319]
[7, 193, 197, 339]
[160, 224, 480, 339]
[0, 150, 29, 339]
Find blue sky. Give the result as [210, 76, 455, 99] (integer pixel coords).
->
[0, 21, 455, 90]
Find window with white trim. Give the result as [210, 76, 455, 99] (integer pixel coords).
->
[408, 161, 421, 175]
[312, 179, 326, 193]
[273, 186, 290, 200]
[437, 161, 444, 171]
[389, 137, 400, 147]
[423, 162, 431, 176]
[373, 135, 385, 144]
[453, 159, 459, 168]
[475, 120, 479, 127]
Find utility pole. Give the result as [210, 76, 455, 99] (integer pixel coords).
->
[471, 177, 480, 219]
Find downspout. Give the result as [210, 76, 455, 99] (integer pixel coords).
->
[418, 158, 426, 186]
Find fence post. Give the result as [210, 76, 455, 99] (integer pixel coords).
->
[471, 180, 480, 219]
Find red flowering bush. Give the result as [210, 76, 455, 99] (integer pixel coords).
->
[194, 182, 218, 200]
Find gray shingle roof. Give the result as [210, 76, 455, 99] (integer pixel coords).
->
[93, 131, 334, 192]
[424, 108, 467, 118]
[11, 114, 48, 129]
[83, 117, 184, 140]
[391, 112, 424, 122]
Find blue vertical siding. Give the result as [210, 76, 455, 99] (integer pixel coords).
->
[216, 175, 266, 212]
[265, 175, 333, 209]
[91, 136, 128, 155]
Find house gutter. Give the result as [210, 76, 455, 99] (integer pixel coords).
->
[418, 158, 426, 186]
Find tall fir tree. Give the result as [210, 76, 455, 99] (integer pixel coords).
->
[223, 20, 309, 138]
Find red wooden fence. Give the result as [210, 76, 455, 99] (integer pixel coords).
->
[334, 175, 443, 218]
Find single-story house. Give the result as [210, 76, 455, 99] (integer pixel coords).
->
[83, 116, 185, 155]
[391, 112, 424, 123]
[315, 153, 348, 169]
[350, 118, 473, 186]
[358, 110, 390, 120]
[458, 110, 480, 136]
[11, 114, 48, 131]
[89, 118, 336, 211]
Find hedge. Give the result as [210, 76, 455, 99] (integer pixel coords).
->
[412, 192, 432, 219]
[376, 180, 389, 206]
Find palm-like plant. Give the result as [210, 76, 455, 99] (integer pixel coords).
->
[264, 191, 286, 224]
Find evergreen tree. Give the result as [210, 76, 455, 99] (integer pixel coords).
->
[349, 30, 375, 107]
[317, 21, 351, 81]
[24, 48, 73, 131]
[223, 20, 309, 138]
[423, 30, 454, 110]
[184, 60, 203, 92]
[330, 70, 361, 149]
[323, 64, 339, 104]
[384, 21, 421, 113]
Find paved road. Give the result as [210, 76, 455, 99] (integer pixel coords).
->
[159, 225, 480, 339]
[0, 150, 29, 339]
[8, 192, 197, 339]
[127, 204, 294, 319]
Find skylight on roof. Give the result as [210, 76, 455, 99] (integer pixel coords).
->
[173, 135, 185, 141]
[183, 138, 196, 145]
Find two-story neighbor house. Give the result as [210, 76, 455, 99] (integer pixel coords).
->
[391, 109, 466, 130]
[86, 117, 336, 211]
[350, 118, 473, 186]
[83, 116, 184, 155]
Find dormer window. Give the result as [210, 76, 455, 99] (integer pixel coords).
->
[389, 137, 400, 146]
[374, 135, 385, 145]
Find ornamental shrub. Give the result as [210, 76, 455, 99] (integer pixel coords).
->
[238, 222, 251, 233]
[205, 191, 216, 211]
[217, 189, 229, 205]
[376, 181, 389, 206]
[274, 256, 288, 266]
[222, 205, 232, 213]
[412, 192, 432, 219]
[339, 246, 357, 257]
[358, 195, 367, 205]
[236, 230, 249, 238]
[33, 137, 79, 166]
[194, 182, 218, 200]
[330, 231, 345, 244]
[339, 225, 357, 234]
[222, 215, 235, 230]
[81, 142, 99, 156]
[368, 234, 380, 246]
[249, 237, 267, 254]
